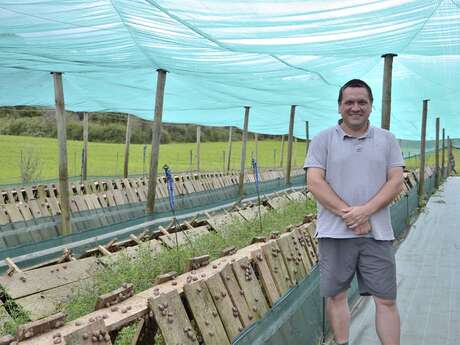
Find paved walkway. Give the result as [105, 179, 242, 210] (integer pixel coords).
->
[350, 176, 460, 345]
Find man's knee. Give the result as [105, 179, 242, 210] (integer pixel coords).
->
[328, 291, 348, 304]
[374, 296, 397, 309]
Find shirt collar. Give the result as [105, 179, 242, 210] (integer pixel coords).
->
[335, 119, 373, 140]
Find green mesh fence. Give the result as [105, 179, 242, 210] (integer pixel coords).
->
[233, 173, 438, 345]
[0, 174, 306, 270]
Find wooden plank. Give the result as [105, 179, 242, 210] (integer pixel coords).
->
[17, 312, 66, 341]
[4, 204, 24, 222]
[231, 257, 269, 320]
[239, 206, 267, 221]
[149, 290, 197, 345]
[276, 232, 306, 284]
[290, 228, 313, 274]
[219, 264, 253, 328]
[17, 203, 33, 221]
[183, 279, 230, 345]
[261, 240, 293, 295]
[46, 196, 61, 216]
[0, 257, 98, 299]
[250, 249, 280, 306]
[16, 280, 88, 321]
[25, 187, 35, 201]
[267, 196, 291, 210]
[159, 227, 209, 249]
[0, 206, 10, 225]
[64, 319, 112, 345]
[206, 213, 243, 232]
[112, 190, 126, 206]
[95, 283, 134, 310]
[206, 272, 243, 340]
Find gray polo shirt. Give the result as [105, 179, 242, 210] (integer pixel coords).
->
[304, 124, 404, 240]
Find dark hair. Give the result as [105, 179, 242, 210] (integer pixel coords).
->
[338, 79, 373, 104]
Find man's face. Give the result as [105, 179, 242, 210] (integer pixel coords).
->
[338, 87, 372, 130]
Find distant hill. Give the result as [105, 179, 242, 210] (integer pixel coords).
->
[0, 106, 280, 144]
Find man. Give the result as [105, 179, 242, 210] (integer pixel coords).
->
[304, 79, 404, 345]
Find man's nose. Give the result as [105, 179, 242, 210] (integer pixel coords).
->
[351, 102, 360, 111]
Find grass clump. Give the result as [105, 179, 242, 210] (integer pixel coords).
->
[64, 199, 316, 322]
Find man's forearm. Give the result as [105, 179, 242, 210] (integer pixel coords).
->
[307, 178, 349, 216]
[364, 175, 403, 215]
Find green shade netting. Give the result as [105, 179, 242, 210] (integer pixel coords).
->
[1, 0, 459, 139]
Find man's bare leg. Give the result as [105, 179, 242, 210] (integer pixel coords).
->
[327, 291, 350, 344]
[374, 296, 400, 345]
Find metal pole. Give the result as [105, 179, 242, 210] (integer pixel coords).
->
[305, 120, 310, 156]
[286, 105, 296, 185]
[435, 117, 440, 187]
[418, 99, 428, 207]
[82, 112, 89, 181]
[146, 69, 167, 214]
[196, 125, 201, 173]
[280, 135, 285, 168]
[238, 106, 250, 199]
[52, 72, 71, 235]
[381, 53, 397, 130]
[255, 133, 259, 166]
[123, 114, 132, 178]
[226, 126, 233, 173]
[441, 128, 445, 179]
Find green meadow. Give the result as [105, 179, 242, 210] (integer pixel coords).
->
[1, 135, 458, 186]
[0, 135, 309, 185]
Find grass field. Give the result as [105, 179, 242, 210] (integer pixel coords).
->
[1, 135, 458, 186]
[0, 135, 309, 185]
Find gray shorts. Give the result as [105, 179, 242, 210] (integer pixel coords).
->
[318, 237, 396, 300]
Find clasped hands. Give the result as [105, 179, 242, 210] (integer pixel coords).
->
[341, 205, 372, 235]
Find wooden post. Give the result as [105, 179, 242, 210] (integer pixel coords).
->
[238, 107, 250, 198]
[82, 112, 89, 181]
[448, 136, 453, 175]
[441, 128, 445, 178]
[222, 150, 226, 172]
[286, 105, 296, 185]
[280, 135, 285, 168]
[52, 72, 71, 235]
[226, 126, 233, 173]
[305, 120, 309, 156]
[196, 125, 201, 173]
[435, 117, 440, 187]
[123, 114, 132, 178]
[381, 53, 397, 130]
[146, 69, 167, 214]
[418, 99, 428, 207]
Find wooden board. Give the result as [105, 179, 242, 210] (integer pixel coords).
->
[149, 290, 197, 345]
[4, 203, 24, 222]
[267, 196, 291, 210]
[205, 272, 243, 341]
[238, 206, 267, 222]
[220, 264, 253, 328]
[64, 319, 112, 345]
[206, 213, 243, 232]
[287, 191, 306, 202]
[0, 257, 99, 299]
[250, 249, 280, 307]
[0, 301, 13, 330]
[159, 227, 209, 249]
[46, 196, 61, 216]
[290, 228, 313, 274]
[16, 280, 89, 321]
[276, 232, 307, 284]
[183, 279, 230, 345]
[231, 257, 269, 320]
[261, 240, 293, 295]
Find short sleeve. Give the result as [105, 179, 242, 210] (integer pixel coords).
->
[388, 134, 404, 168]
[304, 133, 327, 170]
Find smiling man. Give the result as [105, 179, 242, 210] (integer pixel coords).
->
[304, 79, 404, 345]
